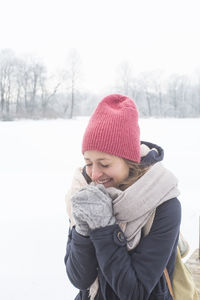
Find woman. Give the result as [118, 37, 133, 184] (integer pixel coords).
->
[64, 94, 181, 300]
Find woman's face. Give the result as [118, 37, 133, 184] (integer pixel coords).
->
[84, 150, 129, 188]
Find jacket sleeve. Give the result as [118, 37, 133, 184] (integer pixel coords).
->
[90, 198, 181, 300]
[64, 227, 98, 290]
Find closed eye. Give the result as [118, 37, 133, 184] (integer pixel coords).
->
[86, 163, 109, 168]
[86, 163, 92, 167]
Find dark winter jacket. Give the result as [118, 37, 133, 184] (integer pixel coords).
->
[64, 142, 181, 300]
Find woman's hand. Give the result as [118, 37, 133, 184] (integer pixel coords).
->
[71, 183, 116, 233]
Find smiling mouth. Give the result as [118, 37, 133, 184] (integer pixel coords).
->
[96, 178, 112, 184]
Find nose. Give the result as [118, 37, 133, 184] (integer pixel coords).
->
[91, 165, 103, 182]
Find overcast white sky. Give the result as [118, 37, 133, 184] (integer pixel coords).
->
[1, 0, 200, 90]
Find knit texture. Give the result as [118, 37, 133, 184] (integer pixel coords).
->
[82, 94, 141, 163]
[71, 183, 116, 235]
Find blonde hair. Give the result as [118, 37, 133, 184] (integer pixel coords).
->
[119, 159, 150, 191]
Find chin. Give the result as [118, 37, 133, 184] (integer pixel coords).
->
[103, 181, 116, 188]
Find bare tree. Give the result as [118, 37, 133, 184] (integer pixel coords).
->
[14, 58, 29, 115]
[0, 49, 16, 116]
[115, 61, 134, 96]
[29, 60, 46, 115]
[137, 72, 154, 116]
[13, 57, 47, 117]
[40, 76, 61, 117]
[167, 74, 190, 117]
[148, 70, 165, 116]
[63, 49, 82, 118]
[193, 69, 200, 115]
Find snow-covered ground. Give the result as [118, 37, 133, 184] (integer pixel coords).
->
[0, 118, 199, 300]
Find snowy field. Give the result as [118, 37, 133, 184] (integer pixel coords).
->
[0, 118, 199, 300]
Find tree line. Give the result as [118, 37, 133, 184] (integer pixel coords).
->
[0, 48, 200, 120]
[116, 62, 200, 118]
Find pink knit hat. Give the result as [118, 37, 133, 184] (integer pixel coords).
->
[82, 94, 141, 163]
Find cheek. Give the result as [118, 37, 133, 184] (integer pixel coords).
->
[112, 167, 129, 182]
[118, 166, 129, 181]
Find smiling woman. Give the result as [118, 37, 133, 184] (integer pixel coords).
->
[64, 94, 182, 300]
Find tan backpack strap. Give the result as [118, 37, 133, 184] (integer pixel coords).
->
[164, 268, 175, 300]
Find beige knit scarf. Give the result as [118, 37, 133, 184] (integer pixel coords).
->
[66, 162, 180, 299]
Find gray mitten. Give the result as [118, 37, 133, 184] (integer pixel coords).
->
[72, 215, 90, 236]
[71, 183, 116, 231]
[71, 193, 90, 236]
